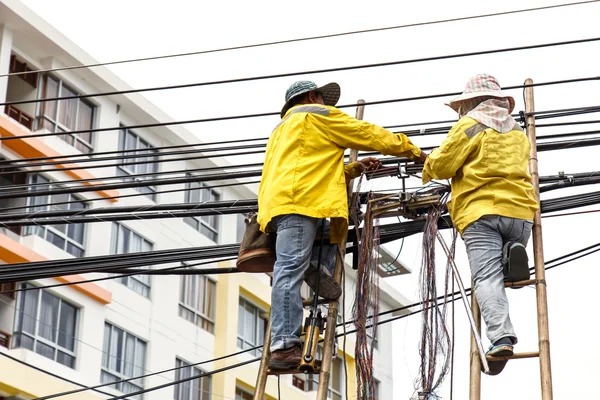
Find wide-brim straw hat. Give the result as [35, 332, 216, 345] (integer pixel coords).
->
[447, 74, 515, 113]
[280, 81, 340, 118]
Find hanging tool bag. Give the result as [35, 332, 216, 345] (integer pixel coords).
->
[236, 212, 276, 273]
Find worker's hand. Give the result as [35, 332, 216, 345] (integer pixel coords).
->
[357, 157, 382, 171]
[415, 151, 428, 164]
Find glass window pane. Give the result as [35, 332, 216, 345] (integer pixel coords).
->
[57, 351, 76, 368]
[109, 327, 123, 372]
[41, 76, 58, 118]
[102, 323, 110, 368]
[38, 291, 60, 342]
[35, 340, 56, 360]
[16, 285, 39, 335]
[58, 302, 76, 350]
[124, 334, 135, 377]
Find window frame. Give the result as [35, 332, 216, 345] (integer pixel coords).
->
[306, 350, 344, 400]
[184, 180, 220, 242]
[101, 322, 147, 397]
[174, 358, 211, 400]
[178, 270, 216, 333]
[116, 127, 159, 201]
[13, 282, 78, 369]
[235, 387, 254, 400]
[111, 222, 153, 297]
[236, 297, 266, 357]
[36, 74, 95, 153]
[26, 174, 87, 257]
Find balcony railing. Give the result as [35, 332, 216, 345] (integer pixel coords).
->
[0, 330, 11, 348]
[5, 104, 33, 131]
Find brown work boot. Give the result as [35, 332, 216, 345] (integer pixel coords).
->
[269, 345, 302, 370]
[304, 263, 342, 300]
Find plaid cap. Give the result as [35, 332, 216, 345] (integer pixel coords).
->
[447, 74, 515, 113]
[280, 81, 341, 118]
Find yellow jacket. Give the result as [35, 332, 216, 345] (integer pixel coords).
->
[422, 116, 539, 234]
[258, 104, 422, 243]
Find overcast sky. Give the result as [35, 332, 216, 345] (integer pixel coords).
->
[16, 0, 600, 399]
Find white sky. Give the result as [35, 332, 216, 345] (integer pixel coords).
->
[16, 0, 600, 399]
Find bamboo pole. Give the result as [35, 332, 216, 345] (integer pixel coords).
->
[524, 78, 554, 400]
[316, 99, 364, 400]
[469, 289, 482, 400]
[436, 233, 489, 373]
[253, 317, 271, 400]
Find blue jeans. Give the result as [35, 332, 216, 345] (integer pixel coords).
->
[270, 214, 337, 352]
[462, 215, 533, 345]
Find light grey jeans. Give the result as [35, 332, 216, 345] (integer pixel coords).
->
[462, 215, 533, 344]
[270, 214, 336, 352]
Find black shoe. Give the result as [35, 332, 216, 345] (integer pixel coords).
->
[503, 242, 530, 286]
[484, 337, 515, 376]
[304, 263, 342, 300]
[269, 345, 302, 370]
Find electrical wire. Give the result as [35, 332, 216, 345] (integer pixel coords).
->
[95, 240, 600, 400]
[0, 351, 120, 399]
[26, 239, 600, 400]
[0, 257, 238, 297]
[1, 132, 599, 205]
[3, 37, 600, 110]
[5, 1, 597, 79]
[0, 180, 260, 215]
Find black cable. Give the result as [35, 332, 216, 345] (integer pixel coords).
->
[0, 351, 119, 399]
[0, 149, 266, 177]
[4, 186, 600, 292]
[0, 169, 263, 200]
[1, 257, 238, 297]
[33, 343, 261, 400]
[3, 131, 600, 203]
[4, 37, 600, 109]
[0, 180, 260, 215]
[0, 198, 252, 221]
[0, 142, 267, 173]
[6, 0, 597, 80]
[541, 176, 600, 192]
[100, 239, 600, 400]
[22, 239, 600, 400]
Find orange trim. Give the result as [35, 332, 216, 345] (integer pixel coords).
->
[0, 233, 112, 304]
[54, 275, 111, 305]
[0, 113, 119, 202]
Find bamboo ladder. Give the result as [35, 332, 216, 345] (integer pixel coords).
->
[468, 78, 553, 400]
[253, 100, 366, 400]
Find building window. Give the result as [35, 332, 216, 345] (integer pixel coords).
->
[293, 375, 306, 391]
[184, 181, 220, 242]
[236, 214, 246, 243]
[374, 378, 381, 400]
[117, 128, 158, 201]
[112, 223, 153, 297]
[13, 283, 77, 368]
[174, 358, 211, 400]
[37, 75, 94, 153]
[26, 174, 86, 257]
[101, 322, 146, 398]
[237, 298, 265, 357]
[235, 387, 254, 400]
[306, 353, 343, 400]
[179, 272, 216, 333]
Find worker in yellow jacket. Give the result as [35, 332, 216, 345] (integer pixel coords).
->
[258, 80, 426, 370]
[422, 74, 539, 375]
